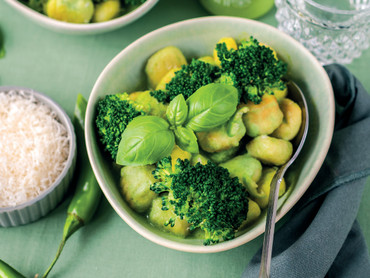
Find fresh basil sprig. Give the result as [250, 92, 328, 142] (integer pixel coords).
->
[174, 126, 199, 154]
[116, 116, 175, 166]
[166, 94, 188, 127]
[116, 83, 239, 166]
[185, 83, 239, 132]
[166, 94, 198, 153]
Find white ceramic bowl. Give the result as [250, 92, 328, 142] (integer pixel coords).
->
[4, 0, 158, 35]
[85, 16, 335, 253]
[0, 86, 77, 227]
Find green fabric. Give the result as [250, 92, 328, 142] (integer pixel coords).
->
[0, 1, 369, 277]
[243, 64, 370, 277]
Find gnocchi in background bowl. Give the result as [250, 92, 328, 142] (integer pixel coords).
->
[4, 0, 158, 34]
[85, 16, 335, 253]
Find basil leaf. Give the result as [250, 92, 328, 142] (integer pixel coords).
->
[185, 83, 238, 132]
[174, 126, 199, 154]
[166, 94, 188, 127]
[116, 115, 175, 166]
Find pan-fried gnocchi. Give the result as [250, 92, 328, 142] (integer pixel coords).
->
[116, 36, 302, 238]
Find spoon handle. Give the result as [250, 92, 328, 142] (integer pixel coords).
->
[258, 165, 287, 278]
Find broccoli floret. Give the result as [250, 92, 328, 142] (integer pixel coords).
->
[150, 59, 220, 103]
[92, 0, 146, 6]
[123, 0, 146, 6]
[21, 0, 44, 12]
[151, 157, 249, 245]
[95, 92, 145, 160]
[216, 37, 287, 104]
[216, 72, 237, 87]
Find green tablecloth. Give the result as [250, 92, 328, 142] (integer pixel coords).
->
[1, 1, 369, 277]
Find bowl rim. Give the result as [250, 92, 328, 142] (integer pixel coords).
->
[4, 0, 159, 33]
[86, 16, 335, 253]
[0, 86, 76, 212]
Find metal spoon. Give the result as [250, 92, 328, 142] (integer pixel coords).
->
[259, 81, 309, 278]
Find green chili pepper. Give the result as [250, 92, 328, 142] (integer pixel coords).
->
[42, 94, 102, 278]
[0, 27, 5, 59]
[0, 259, 25, 278]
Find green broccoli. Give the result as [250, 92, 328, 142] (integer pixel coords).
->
[150, 157, 249, 245]
[123, 0, 146, 6]
[92, 0, 146, 7]
[150, 59, 220, 103]
[92, 0, 145, 4]
[95, 92, 145, 160]
[215, 36, 288, 104]
[21, 0, 44, 12]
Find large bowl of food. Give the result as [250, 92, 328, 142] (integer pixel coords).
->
[85, 16, 335, 253]
[4, 0, 158, 35]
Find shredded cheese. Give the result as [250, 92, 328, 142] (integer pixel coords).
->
[0, 90, 71, 208]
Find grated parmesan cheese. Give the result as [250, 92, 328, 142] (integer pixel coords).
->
[0, 90, 71, 208]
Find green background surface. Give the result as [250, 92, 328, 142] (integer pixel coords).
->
[0, 1, 369, 277]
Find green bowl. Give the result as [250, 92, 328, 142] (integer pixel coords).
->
[85, 16, 334, 253]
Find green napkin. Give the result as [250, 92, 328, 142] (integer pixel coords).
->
[243, 64, 370, 277]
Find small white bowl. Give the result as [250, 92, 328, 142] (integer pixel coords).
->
[4, 0, 158, 35]
[0, 86, 77, 227]
[86, 16, 335, 253]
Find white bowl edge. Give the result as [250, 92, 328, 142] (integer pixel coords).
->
[85, 16, 335, 253]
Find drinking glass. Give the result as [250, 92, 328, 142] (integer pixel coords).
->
[275, 0, 370, 64]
